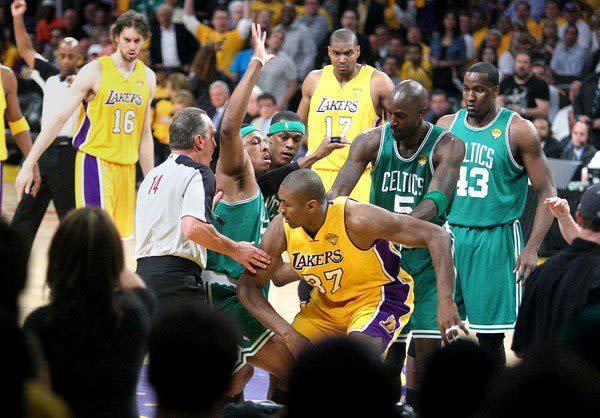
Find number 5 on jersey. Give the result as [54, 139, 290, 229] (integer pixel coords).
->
[113, 109, 136, 134]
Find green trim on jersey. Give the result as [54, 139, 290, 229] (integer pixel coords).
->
[206, 191, 269, 280]
[448, 107, 528, 227]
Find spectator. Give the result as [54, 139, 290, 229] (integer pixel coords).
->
[406, 25, 431, 62]
[480, 345, 600, 416]
[540, 0, 566, 31]
[559, 2, 592, 51]
[504, 0, 546, 22]
[478, 46, 498, 67]
[297, 0, 330, 47]
[386, 34, 404, 63]
[550, 25, 588, 84]
[286, 337, 400, 418]
[481, 29, 503, 59]
[35, 0, 64, 45]
[165, 0, 185, 24]
[498, 31, 537, 81]
[425, 89, 453, 124]
[512, 187, 600, 356]
[532, 62, 561, 122]
[533, 118, 562, 158]
[539, 20, 560, 62]
[90, 6, 110, 42]
[188, 44, 230, 112]
[399, 43, 433, 91]
[149, 304, 238, 418]
[256, 29, 298, 110]
[471, 8, 490, 52]
[255, 8, 273, 33]
[553, 80, 581, 143]
[370, 24, 390, 64]
[560, 121, 598, 179]
[513, 1, 542, 41]
[0, 35, 19, 70]
[81, 2, 97, 37]
[499, 51, 550, 120]
[182, 0, 251, 78]
[274, 2, 317, 81]
[86, 43, 103, 62]
[574, 68, 600, 148]
[430, 11, 467, 97]
[419, 340, 496, 418]
[496, 15, 514, 57]
[229, 35, 255, 83]
[23, 207, 154, 418]
[62, 9, 86, 40]
[151, 4, 199, 71]
[245, 86, 263, 123]
[251, 93, 277, 136]
[228, 0, 245, 29]
[252, 0, 283, 27]
[382, 55, 401, 85]
[582, 24, 600, 76]
[459, 11, 475, 62]
[208, 80, 230, 130]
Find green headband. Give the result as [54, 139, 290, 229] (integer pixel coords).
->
[240, 125, 261, 138]
[268, 121, 305, 135]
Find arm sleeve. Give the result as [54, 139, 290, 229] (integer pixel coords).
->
[237, 17, 252, 39]
[258, 161, 301, 197]
[182, 13, 200, 36]
[33, 55, 60, 81]
[182, 168, 215, 223]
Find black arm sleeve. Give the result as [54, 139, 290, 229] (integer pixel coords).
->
[34, 57, 60, 81]
[258, 161, 301, 198]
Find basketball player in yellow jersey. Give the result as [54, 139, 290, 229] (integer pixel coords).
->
[238, 169, 465, 357]
[16, 10, 156, 239]
[297, 29, 394, 202]
[0, 63, 40, 213]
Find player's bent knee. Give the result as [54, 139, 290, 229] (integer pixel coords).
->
[348, 331, 384, 352]
[227, 364, 254, 396]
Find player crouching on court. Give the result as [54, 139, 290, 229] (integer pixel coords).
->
[238, 169, 465, 357]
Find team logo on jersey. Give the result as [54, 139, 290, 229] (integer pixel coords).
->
[418, 154, 428, 166]
[315, 98, 359, 113]
[491, 128, 502, 140]
[105, 89, 143, 105]
[325, 233, 339, 245]
[291, 249, 344, 269]
[379, 315, 397, 334]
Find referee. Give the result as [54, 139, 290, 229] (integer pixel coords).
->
[135, 108, 270, 312]
[10, 1, 79, 250]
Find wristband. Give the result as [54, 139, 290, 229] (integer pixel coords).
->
[250, 56, 265, 67]
[423, 190, 448, 218]
[9, 116, 30, 135]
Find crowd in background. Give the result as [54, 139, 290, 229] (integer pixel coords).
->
[1, 0, 600, 177]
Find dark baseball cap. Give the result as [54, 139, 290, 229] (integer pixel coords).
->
[578, 184, 600, 221]
[563, 2, 578, 12]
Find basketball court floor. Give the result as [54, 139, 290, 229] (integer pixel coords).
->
[3, 164, 515, 416]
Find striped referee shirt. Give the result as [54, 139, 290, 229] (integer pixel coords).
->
[135, 153, 215, 268]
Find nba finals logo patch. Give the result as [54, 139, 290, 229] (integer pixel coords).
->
[325, 233, 339, 245]
[491, 128, 502, 140]
[418, 155, 427, 166]
[379, 315, 397, 334]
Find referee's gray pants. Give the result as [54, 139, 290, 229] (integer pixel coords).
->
[136, 255, 206, 314]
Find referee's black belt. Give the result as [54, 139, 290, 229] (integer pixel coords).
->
[52, 136, 72, 147]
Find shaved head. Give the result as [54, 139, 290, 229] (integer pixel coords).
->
[389, 80, 429, 110]
[280, 169, 326, 205]
[330, 29, 358, 46]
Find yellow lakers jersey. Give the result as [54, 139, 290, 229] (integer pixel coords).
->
[74, 56, 150, 165]
[0, 70, 6, 161]
[284, 197, 411, 303]
[308, 65, 378, 171]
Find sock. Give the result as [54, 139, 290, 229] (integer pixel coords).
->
[385, 340, 406, 380]
[271, 388, 287, 405]
[405, 388, 418, 408]
[476, 333, 506, 366]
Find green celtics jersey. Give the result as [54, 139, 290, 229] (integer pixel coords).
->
[448, 107, 528, 227]
[265, 194, 280, 220]
[206, 191, 270, 280]
[370, 122, 450, 277]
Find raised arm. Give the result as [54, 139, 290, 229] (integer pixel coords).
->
[346, 201, 465, 342]
[15, 60, 99, 200]
[512, 117, 556, 283]
[410, 133, 465, 220]
[219, 24, 274, 175]
[11, 0, 35, 68]
[237, 215, 310, 356]
[138, 69, 156, 176]
[328, 127, 380, 199]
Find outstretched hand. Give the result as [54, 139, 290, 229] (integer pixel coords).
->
[251, 23, 275, 65]
[11, 0, 27, 17]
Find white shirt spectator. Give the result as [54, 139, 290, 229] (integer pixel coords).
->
[135, 154, 215, 268]
[160, 24, 182, 68]
[558, 20, 592, 51]
[552, 104, 573, 142]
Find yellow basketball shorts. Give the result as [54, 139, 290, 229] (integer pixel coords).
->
[313, 167, 371, 203]
[292, 281, 413, 355]
[75, 151, 136, 239]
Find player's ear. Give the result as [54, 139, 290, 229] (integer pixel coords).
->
[306, 199, 319, 213]
[418, 107, 427, 119]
